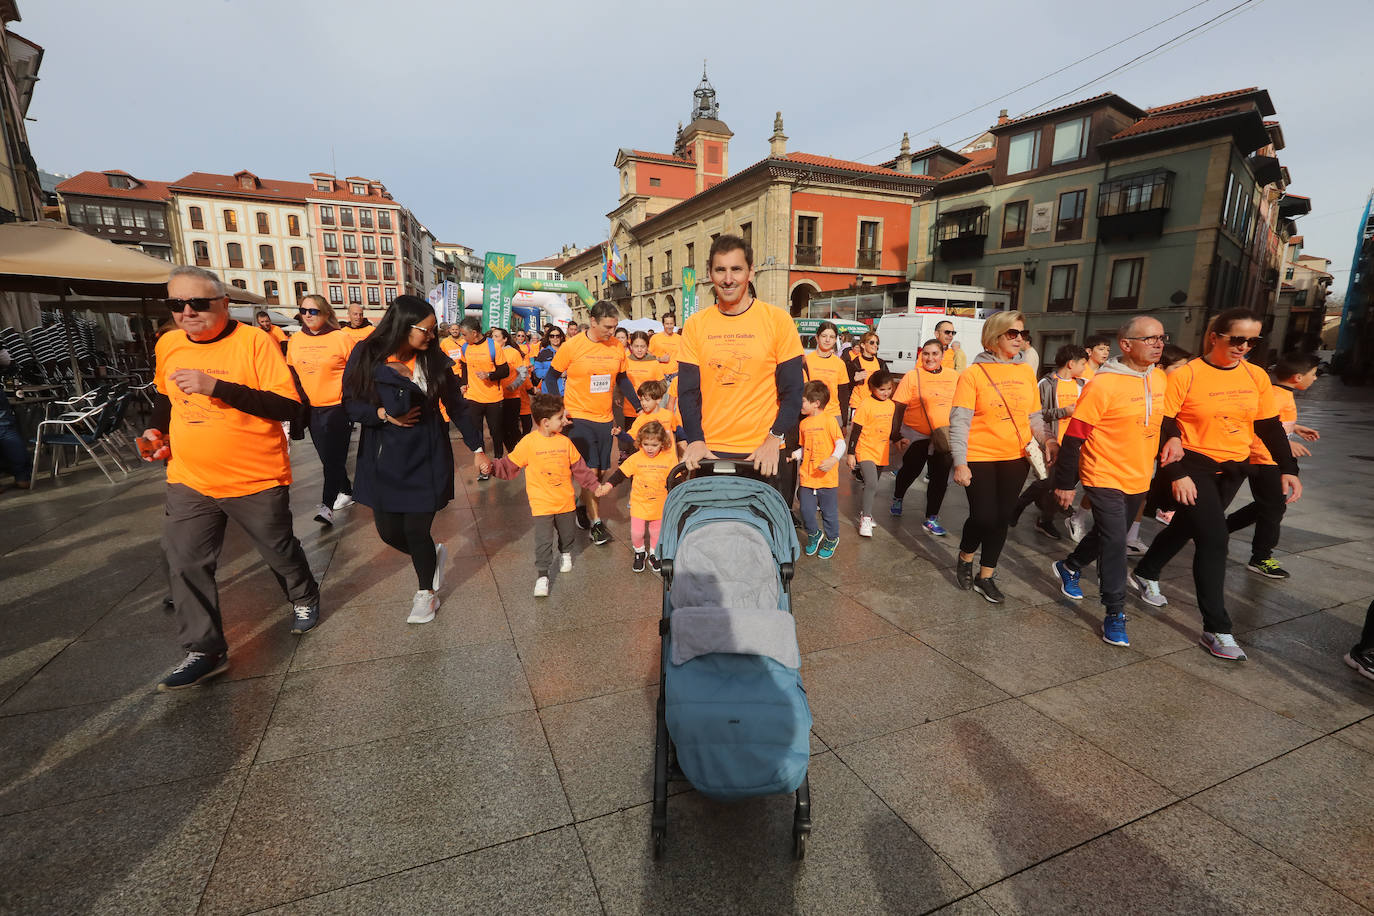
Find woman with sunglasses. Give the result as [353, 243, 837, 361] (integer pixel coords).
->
[342, 295, 486, 625]
[1131, 308, 1301, 661]
[949, 311, 1050, 603]
[287, 295, 358, 525]
[843, 331, 887, 427]
[530, 326, 565, 395]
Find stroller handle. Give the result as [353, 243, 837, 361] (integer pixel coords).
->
[666, 458, 767, 491]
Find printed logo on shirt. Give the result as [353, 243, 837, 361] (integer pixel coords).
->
[706, 353, 750, 387]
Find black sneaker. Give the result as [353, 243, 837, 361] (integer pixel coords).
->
[575, 504, 590, 530]
[590, 520, 611, 546]
[1035, 517, 1064, 541]
[647, 553, 662, 573]
[477, 472, 490, 482]
[157, 651, 229, 691]
[632, 550, 647, 573]
[1345, 647, 1374, 682]
[956, 559, 974, 591]
[1247, 558, 1291, 580]
[972, 576, 1005, 604]
[290, 603, 319, 635]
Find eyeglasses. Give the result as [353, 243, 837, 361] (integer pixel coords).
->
[165, 297, 221, 313]
[299, 308, 322, 317]
[939, 329, 956, 336]
[1224, 335, 1264, 349]
[410, 324, 437, 337]
[1003, 328, 1027, 340]
[1125, 334, 1170, 345]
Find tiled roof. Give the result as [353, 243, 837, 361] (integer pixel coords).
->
[519, 257, 565, 268]
[992, 93, 1117, 131]
[168, 171, 316, 202]
[56, 170, 172, 202]
[1288, 235, 1304, 245]
[629, 149, 693, 166]
[305, 184, 399, 205]
[782, 152, 917, 177]
[939, 147, 997, 180]
[1109, 106, 1244, 140]
[1146, 87, 1259, 115]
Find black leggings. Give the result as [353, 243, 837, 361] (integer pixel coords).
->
[1225, 463, 1285, 561]
[308, 405, 353, 506]
[959, 458, 1029, 569]
[466, 401, 507, 458]
[501, 399, 522, 452]
[373, 509, 437, 591]
[893, 438, 952, 519]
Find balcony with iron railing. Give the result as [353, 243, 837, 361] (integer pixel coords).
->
[856, 248, 882, 270]
[795, 244, 821, 266]
[660, 271, 672, 288]
[607, 280, 630, 299]
[935, 206, 990, 261]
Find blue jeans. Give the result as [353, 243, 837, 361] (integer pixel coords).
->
[0, 415, 30, 482]
[798, 485, 839, 540]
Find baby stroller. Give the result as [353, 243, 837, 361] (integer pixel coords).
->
[652, 460, 813, 860]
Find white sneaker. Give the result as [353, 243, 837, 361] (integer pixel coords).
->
[332, 492, 354, 511]
[1130, 574, 1168, 607]
[1126, 537, 1148, 555]
[533, 576, 550, 597]
[1201, 631, 1247, 661]
[407, 590, 439, 624]
[433, 542, 447, 591]
[559, 552, 573, 573]
[1067, 513, 1088, 543]
[858, 515, 875, 538]
[313, 504, 334, 525]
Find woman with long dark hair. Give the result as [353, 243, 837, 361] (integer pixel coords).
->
[342, 295, 486, 625]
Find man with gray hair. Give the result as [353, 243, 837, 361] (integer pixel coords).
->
[1048, 315, 1168, 649]
[139, 265, 321, 691]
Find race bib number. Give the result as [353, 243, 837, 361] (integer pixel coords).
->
[589, 374, 611, 394]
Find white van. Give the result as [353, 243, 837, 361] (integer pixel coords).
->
[874, 313, 987, 375]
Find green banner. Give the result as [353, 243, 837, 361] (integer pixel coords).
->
[514, 277, 596, 307]
[680, 267, 698, 320]
[483, 252, 517, 331]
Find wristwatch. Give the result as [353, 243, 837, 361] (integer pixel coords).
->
[768, 430, 786, 445]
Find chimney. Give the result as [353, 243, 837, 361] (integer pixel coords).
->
[769, 111, 788, 158]
[997, 109, 1010, 125]
[895, 132, 913, 173]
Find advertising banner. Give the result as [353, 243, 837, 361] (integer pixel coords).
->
[483, 252, 517, 331]
[680, 266, 698, 319]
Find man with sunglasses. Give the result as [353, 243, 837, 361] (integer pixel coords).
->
[140, 265, 321, 691]
[1049, 316, 1167, 649]
[934, 320, 966, 372]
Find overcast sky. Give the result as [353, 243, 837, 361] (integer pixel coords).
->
[17, 0, 1372, 291]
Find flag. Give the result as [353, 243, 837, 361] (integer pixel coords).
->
[601, 244, 609, 285]
[609, 242, 625, 282]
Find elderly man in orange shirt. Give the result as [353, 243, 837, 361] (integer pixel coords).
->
[140, 265, 321, 691]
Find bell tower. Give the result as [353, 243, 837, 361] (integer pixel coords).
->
[681, 64, 733, 194]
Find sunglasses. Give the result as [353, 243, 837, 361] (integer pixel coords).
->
[299, 308, 322, 317]
[1223, 335, 1263, 349]
[166, 297, 221, 313]
[1003, 328, 1027, 340]
[939, 329, 957, 336]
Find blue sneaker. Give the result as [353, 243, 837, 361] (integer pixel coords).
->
[890, 498, 904, 517]
[1102, 613, 1130, 647]
[922, 517, 947, 537]
[1053, 560, 1083, 600]
[804, 529, 823, 556]
[817, 536, 839, 559]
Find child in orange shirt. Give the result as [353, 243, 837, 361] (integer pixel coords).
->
[596, 421, 676, 572]
[846, 370, 903, 538]
[792, 380, 845, 559]
[627, 379, 683, 453]
[484, 393, 601, 597]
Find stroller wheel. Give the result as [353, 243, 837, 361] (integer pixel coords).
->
[653, 828, 666, 859]
[793, 830, 807, 861]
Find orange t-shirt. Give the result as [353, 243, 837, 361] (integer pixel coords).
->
[501, 345, 526, 401]
[286, 328, 355, 408]
[155, 321, 298, 498]
[629, 407, 680, 448]
[852, 396, 899, 465]
[506, 431, 582, 516]
[679, 300, 804, 453]
[1166, 359, 1279, 464]
[940, 347, 959, 371]
[804, 350, 848, 417]
[952, 361, 1042, 462]
[550, 332, 627, 423]
[622, 357, 665, 418]
[649, 332, 682, 376]
[1049, 375, 1083, 442]
[263, 324, 288, 345]
[617, 447, 676, 521]
[438, 336, 462, 357]
[849, 354, 883, 409]
[1248, 384, 1297, 466]
[798, 412, 844, 489]
[340, 324, 374, 344]
[1074, 369, 1166, 494]
[893, 366, 958, 435]
[459, 338, 508, 404]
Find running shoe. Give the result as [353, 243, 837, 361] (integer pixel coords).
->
[1102, 613, 1130, 647]
[560, 552, 573, 573]
[478, 469, 490, 481]
[290, 603, 319, 634]
[972, 576, 1004, 604]
[804, 529, 823, 556]
[1066, 513, 1088, 543]
[923, 517, 947, 537]
[890, 498, 903, 517]
[956, 559, 974, 591]
[533, 576, 550, 597]
[648, 553, 662, 573]
[433, 542, 447, 591]
[632, 550, 647, 573]
[157, 651, 229, 691]
[590, 520, 611, 546]
[858, 515, 875, 538]
[1247, 558, 1291, 580]
[1344, 647, 1374, 682]
[817, 536, 839, 559]
[575, 504, 590, 529]
[332, 492, 354, 511]
[1035, 517, 1065, 541]
[313, 504, 334, 526]
[407, 590, 439, 624]
[1126, 537, 1148, 555]
[1201, 631, 1247, 661]
[1053, 560, 1083, 600]
[1130, 574, 1168, 607]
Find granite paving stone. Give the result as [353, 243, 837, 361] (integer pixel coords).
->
[514, 616, 660, 708]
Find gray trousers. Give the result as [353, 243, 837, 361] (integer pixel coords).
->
[164, 483, 319, 654]
[534, 510, 577, 576]
[1066, 486, 1145, 616]
[859, 460, 882, 518]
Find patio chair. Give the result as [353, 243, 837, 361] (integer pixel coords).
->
[29, 397, 129, 486]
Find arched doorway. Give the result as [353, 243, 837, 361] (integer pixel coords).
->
[664, 295, 675, 318]
[644, 298, 655, 320]
[789, 281, 819, 317]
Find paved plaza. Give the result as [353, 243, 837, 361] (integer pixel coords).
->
[1, 382, 1372, 915]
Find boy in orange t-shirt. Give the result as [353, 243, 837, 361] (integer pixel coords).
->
[846, 370, 902, 538]
[485, 394, 601, 597]
[596, 420, 677, 572]
[792, 380, 845, 558]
